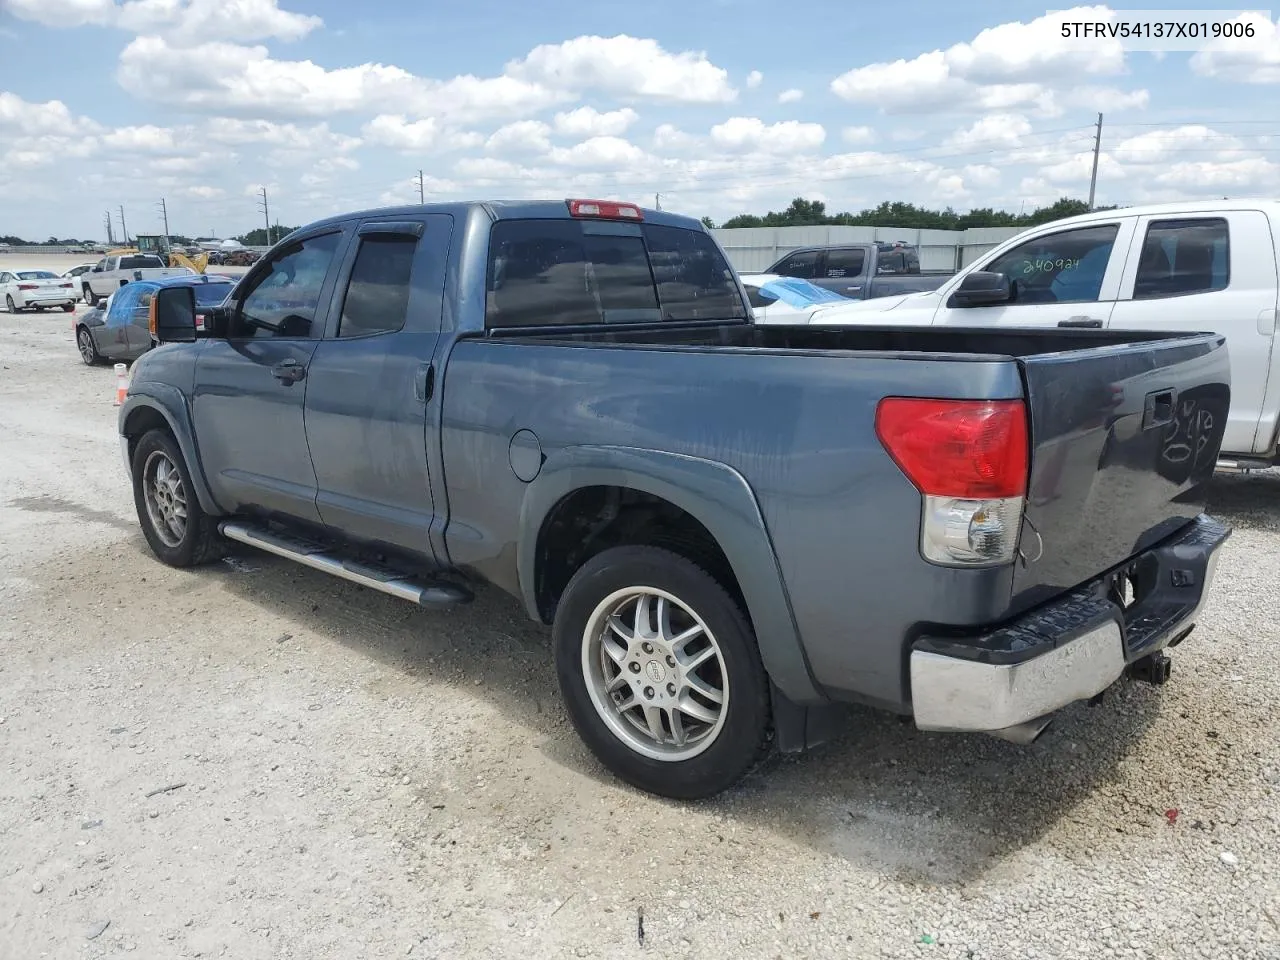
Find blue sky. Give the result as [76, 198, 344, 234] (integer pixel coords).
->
[1, 1, 1277, 240]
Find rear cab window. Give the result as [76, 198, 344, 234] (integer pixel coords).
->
[485, 219, 745, 328]
[1133, 219, 1229, 299]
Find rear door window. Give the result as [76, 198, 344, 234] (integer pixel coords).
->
[825, 248, 866, 278]
[1133, 218, 1229, 299]
[338, 235, 417, 337]
[485, 219, 742, 327]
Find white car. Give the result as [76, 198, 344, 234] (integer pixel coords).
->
[740, 273, 852, 324]
[61, 262, 98, 299]
[1, 269, 77, 313]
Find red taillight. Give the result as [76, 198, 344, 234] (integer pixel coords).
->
[875, 398, 1028, 499]
[567, 198, 644, 221]
[60, 282, 73, 288]
[17, 283, 37, 290]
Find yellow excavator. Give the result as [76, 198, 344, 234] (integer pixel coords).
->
[106, 234, 209, 274]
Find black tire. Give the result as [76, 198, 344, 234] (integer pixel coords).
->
[5, 294, 19, 314]
[83, 286, 98, 307]
[76, 326, 101, 365]
[33, 305, 44, 312]
[130, 428, 222, 567]
[61, 303, 74, 313]
[553, 545, 771, 800]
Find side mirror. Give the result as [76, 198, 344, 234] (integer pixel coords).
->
[951, 270, 1013, 307]
[151, 286, 197, 344]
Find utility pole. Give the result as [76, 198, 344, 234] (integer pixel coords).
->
[416, 169, 425, 204]
[104, 210, 114, 245]
[1087, 112, 1103, 211]
[654, 192, 662, 211]
[118, 205, 129, 244]
[156, 198, 169, 237]
[258, 186, 271, 245]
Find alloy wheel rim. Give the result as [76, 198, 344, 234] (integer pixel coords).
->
[581, 586, 728, 762]
[142, 450, 188, 548]
[78, 330, 94, 362]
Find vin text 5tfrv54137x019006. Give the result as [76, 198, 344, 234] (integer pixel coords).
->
[118, 199, 1231, 800]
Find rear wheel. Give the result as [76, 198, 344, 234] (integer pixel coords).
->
[5, 295, 18, 314]
[33, 305, 44, 312]
[83, 286, 98, 307]
[553, 546, 771, 799]
[61, 303, 74, 313]
[131, 429, 222, 567]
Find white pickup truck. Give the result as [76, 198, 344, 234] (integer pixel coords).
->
[81, 254, 191, 306]
[819, 199, 1280, 463]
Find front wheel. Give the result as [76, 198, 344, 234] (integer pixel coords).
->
[130, 429, 222, 567]
[553, 546, 771, 800]
[76, 326, 101, 365]
[83, 286, 98, 307]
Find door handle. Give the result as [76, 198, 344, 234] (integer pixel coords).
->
[1059, 316, 1103, 328]
[1143, 389, 1177, 430]
[271, 359, 306, 384]
[414, 362, 435, 402]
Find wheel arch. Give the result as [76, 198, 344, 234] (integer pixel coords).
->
[518, 445, 822, 705]
[119, 390, 220, 514]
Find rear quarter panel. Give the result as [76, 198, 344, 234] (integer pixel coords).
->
[440, 339, 1026, 709]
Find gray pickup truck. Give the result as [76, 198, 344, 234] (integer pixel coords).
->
[766, 242, 953, 299]
[120, 199, 1232, 800]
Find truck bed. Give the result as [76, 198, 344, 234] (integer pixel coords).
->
[451, 320, 1229, 708]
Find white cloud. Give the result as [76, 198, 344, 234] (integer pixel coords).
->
[546, 136, 651, 168]
[101, 124, 182, 152]
[943, 113, 1033, 149]
[963, 164, 1001, 187]
[1112, 125, 1234, 164]
[746, 70, 763, 89]
[204, 118, 360, 152]
[831, 6, 1129, 114]
[1155, 157, 1280, 189]
[652, 123, 695, 151]
[3, 0, 321, 42]
[552, 106, 638, 138]
[842, 126, 876, 145]
[507, 34, 736, 103]
[709, 117, 825, 154]
[777, 88, 803, 104]
[486, 120, 552, 154]
[361, 115, 482, 153]
[117, 35, 563, 121]
[1190, 13, 1280, 83]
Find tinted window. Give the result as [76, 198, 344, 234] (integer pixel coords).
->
[825, 248, 866, 278]
[985, 225, 1119, 305]
[642, 224, 744, 321]
[774, 250, 819, 279]
[192, 283, 234, 306]
[236, 232, 341, 339]
[119, 255, 164, 270]
[486, 220, 659, 327]
[338, 235, 417, 337]
[1134, 218, 1229, 300]
[746, 285, 779, 309]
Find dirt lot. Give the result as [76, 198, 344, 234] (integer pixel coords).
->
[1, 304, 1278, 960]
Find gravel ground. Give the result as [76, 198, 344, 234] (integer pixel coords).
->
[1, 307, 1278, 960]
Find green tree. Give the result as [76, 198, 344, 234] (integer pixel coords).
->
[236, 226, 299, 246]
[717, 196, 1112, 231]
[700, 216, 716, 229]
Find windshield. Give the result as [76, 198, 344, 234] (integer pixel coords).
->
[193, 283, 233, 306]
[16, 271, 56, 280]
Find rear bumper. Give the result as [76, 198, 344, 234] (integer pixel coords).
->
[17, 291, 75, 306]
[910, 514, 1230, 736]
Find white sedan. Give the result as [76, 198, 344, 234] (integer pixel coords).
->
[61, 262, 98, 300]
[740, 273, 852, 324]
[1, 269, 78, 313]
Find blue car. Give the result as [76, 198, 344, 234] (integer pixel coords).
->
[75, 273, 236, 365]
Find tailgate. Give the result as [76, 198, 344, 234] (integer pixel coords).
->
[1012, 332, 1229, 609]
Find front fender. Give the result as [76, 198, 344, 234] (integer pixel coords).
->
[517, 445, 822, 705]
[118, 387, 220, 515]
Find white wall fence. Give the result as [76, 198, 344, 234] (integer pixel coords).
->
[710, 224, 1024, 274]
